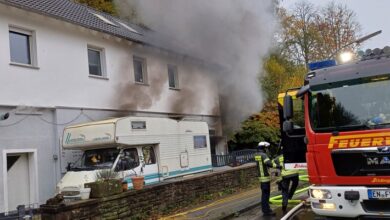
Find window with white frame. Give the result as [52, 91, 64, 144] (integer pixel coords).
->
[9, 26, 37, 66]
[194, 135, 207, 149]
[168, 64, 179, 89]
[87, 46, 106, 77]
[133, 56, 147, 84]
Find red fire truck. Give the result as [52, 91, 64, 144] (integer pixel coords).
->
[282, 47, 390, 218]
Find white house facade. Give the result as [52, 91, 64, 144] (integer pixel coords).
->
[0, 0, 225, 214]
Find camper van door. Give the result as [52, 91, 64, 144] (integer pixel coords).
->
[115, 146, 160, 186]
[115, 148, 141, 178]
[141, 146, 159, 184]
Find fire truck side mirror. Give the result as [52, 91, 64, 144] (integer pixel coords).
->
[283, 95, 293, 120]
[283, 120, 294, 133]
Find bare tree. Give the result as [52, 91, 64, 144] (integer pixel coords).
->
[278, 1, 361, 66]
[278, 1, 320, 65]
[316, 2, 361, 59]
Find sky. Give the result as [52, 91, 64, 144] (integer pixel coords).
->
[280, 0, 389, 50]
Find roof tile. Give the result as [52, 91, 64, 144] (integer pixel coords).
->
[1, 0, 147, 44]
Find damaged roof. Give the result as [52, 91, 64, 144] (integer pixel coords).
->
[0, 0, 147, 44]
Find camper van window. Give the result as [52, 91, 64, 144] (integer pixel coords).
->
[82, 148, 119, 169]
[142, 146, 156, 165]
[116, 148, 139, 171]
[131, 121, 146, 129]
[194, 135, 207, 149]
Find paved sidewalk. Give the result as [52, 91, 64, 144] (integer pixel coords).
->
[160, 187, 262, 220]
[232, 189, 311, 220]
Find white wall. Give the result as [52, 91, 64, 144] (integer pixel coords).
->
[0, 5, 220, 116]
[0, 107, 55, 213]
[0, 4, 224, 213]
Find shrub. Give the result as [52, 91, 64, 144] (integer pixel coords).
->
[95, 169, 119, 181]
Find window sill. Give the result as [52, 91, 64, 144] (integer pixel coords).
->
[10, 62, 39, 70]
[135, 82, 149, 86]
[89, 75, 109, 80]
[169, 87, 180, 91]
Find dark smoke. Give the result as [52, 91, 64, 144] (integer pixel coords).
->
[116, 0, 277, 131]
[168, 66, 211, 114]
[117, 52, 167, 110]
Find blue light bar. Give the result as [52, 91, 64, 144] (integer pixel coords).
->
[308, 60, 336, 71]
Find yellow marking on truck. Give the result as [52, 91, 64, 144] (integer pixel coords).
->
[277, 90, 299, 105]
[328, 132, 390, 149]
[371, 178, 390, 184]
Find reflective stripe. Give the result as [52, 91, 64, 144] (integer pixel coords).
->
[276, 155, 300, 177]
[257, 154, 271, 182]
[282, 173, 299, 179]
[258, 155, 265, 178]
[279, 156, 288, 177]
[259, 176, 271, 182]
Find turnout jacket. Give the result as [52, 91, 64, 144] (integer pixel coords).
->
[255, 152, 276, 183]
[273, 155, 299, 180]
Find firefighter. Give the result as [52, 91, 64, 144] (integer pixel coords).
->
[273, 154, 299, 213]
[255, 141, 276, 216]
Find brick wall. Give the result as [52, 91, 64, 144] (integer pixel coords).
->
[40, 164, 259, 220]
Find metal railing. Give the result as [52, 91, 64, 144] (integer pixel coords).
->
[0, 205, 37, 220]
[211, 149, 259, 167]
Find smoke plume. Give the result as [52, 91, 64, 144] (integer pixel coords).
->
[116, 0, 277, 131]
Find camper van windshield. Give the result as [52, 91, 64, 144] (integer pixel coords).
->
[79, 148, 119, 170]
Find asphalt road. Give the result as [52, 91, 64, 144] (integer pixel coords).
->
[228, 188, 332, 220]
[228, 204, 318, 220]
[230, 203, 363, 220]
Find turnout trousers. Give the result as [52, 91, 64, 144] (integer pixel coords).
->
[260, 181, 272, 214]
[280, 175, 299, 210]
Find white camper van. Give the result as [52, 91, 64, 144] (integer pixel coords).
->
[57, 117, 212, 194]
